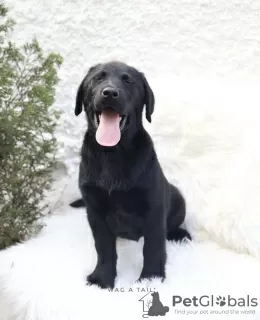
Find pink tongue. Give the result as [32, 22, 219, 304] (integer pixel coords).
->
[96, 109, 121, 146]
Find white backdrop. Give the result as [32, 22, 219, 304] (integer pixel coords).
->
[6, 0, 260, 177]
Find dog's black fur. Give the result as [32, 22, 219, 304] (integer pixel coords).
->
[70, 61, 191, 289]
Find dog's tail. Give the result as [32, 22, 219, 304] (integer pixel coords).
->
[69, 198, 85, 208]
[164, 306, 169, 313]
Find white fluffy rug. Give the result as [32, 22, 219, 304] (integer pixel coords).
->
[1, 78, 260, 320]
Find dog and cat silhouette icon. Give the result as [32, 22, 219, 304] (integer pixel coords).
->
[147, 291, 169, 317]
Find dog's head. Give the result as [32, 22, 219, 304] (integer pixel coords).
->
[151, 292, 159, 299]
[74, 61, 154, 147]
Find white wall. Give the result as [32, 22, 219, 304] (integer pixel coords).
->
[7, 0, 260, 79]
[5, 0, 260, 181]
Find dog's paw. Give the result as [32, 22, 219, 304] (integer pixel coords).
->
[137, 270, 165, 283]
[86, 269, 115, 289]
[167, 227, 192, 242]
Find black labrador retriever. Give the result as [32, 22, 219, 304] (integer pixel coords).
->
[70, 61, 191, 289]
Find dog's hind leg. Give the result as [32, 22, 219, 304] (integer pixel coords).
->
[166, 185, 191, 242]
[69, 198, 85, 208]
[167, 227, 191, 242]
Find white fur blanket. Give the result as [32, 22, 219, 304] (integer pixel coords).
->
[0, 79, 260, 320]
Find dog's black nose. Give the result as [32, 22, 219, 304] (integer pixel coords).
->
[102, 87, 119, 99]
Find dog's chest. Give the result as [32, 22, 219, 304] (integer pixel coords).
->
[105, 189, 148, 241]
[83, 148, 139, 191]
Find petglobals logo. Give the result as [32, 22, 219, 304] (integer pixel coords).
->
[172, 294, 259, 308]
[137, 291, 259, 317]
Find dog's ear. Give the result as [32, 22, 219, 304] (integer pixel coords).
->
[141, 72, 155, 123]
[74, 64, 101, 116]
[74, 78, 85, 116]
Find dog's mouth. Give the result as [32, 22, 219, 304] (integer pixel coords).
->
[94, 108, 128, 147]
[94, 112, 127, 130]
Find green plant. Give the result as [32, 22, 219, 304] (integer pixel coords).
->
[0, 2, 63, 250]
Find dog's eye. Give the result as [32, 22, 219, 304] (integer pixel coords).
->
[121, 74, 133, 84]
[94, 72, 106, 81]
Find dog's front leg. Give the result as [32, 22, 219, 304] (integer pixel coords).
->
[86, 209, 117, 289]
[139, 207, 166, 281]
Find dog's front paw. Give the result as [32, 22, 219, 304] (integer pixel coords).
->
[86, 267, 115, 289]
[138, 269, 165, 283]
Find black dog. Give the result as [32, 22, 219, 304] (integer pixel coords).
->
[70, 61, 191, 289]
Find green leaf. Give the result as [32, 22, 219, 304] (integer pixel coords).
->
[0, 1, 63, 250]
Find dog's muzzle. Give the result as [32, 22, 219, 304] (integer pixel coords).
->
[94, 107, 127, 147]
